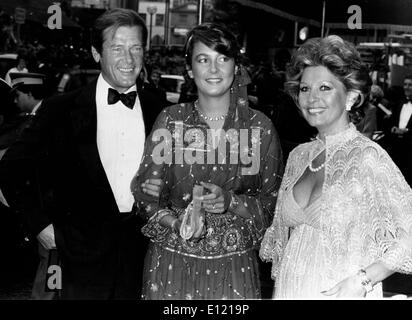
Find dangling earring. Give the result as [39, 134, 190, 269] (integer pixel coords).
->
[345, 103, 352, 111]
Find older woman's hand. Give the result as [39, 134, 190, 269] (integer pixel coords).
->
[321, 275, 367, 298]
[195, 182, 230, 214]
[141, 178, 164, 197]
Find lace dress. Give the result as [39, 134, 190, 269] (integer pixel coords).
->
[260, 124, 412, 299]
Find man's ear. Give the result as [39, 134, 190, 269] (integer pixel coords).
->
[91, 46, 101, 63]
[345, 90, 361, 111]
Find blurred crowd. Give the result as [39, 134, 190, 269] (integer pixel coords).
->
[0, 28, 410, 162]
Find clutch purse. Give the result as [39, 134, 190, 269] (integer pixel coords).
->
[180, 185, 205, 240]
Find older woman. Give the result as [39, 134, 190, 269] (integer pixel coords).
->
[132, 23, 283, 299]
[260, 35, 412, 299]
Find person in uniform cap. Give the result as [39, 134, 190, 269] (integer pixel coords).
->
[0, 72, 54, 300]
[10, 72, 46, 115]
[0, 73, 47, 151]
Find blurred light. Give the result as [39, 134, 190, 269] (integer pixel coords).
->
[240, 47, 246, 54]
[299, 26, 309, 41]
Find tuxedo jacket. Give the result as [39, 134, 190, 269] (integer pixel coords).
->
[0, 79, 165, 280]
[388, 99, 412, 133]
[383, 99, 412, 183]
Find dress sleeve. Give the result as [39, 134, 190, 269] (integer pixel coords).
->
[131, 109, 175, 237]
[235, 121, 284, 246]
[361, 145, 412, 273]
[259, 145, 295, 279]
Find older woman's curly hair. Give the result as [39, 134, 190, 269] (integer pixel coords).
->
[285, 35, 371, 109]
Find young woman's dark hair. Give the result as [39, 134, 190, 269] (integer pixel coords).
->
[184, 22, 241, 67]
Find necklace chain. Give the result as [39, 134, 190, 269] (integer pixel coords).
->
[194, 100, 227, 121]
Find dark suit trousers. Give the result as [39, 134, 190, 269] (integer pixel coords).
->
[61, 213, 148, 300]
[31, 243, 57, 300]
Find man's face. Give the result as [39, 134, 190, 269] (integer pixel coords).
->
[404, 78, 412, 99]
[150, 71, 160, 86]
[17, 58, 26, 71]
[92, 25, 144, 93]
[14, 90, 33, 112]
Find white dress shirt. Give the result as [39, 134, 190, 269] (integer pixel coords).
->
[399, 101, 412, 129]
[96, 74, 146, 213]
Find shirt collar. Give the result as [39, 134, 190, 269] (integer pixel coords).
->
[31, 100, 42, 115]
[97, 73, 137, 99]
[96, 73, 137, 108]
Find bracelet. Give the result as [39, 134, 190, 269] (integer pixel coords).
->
[356, 269, 373, 293]
[153, 209, 174, 224]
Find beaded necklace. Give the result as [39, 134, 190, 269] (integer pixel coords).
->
[194, 100, 227, 122]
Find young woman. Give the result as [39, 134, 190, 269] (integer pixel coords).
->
[132, 23, 283, 299]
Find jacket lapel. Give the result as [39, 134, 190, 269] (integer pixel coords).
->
[69, 80, 118, 208]
[138, 90, 152, 137]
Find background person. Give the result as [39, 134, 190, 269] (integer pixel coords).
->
[385, 75, 412, 186]
[5, 54, 28, 86]
[132, 23, 283, 300]
[3, 72, 54, 299]
[260, 35, 412, 299]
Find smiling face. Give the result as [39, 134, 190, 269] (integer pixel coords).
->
[92, 25, 144, 93]
[403, 78, 412, 99]
[298, 65, 353, 136]
[188, 41, 235, 100]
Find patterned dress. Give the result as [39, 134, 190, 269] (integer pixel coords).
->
[132, 99, 283, 299]
[260, 124, 412, 299]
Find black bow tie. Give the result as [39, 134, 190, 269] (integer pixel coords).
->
[107, 88, 137, 109]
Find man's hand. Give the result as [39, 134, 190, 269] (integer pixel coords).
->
[141, 178, 164, 197]
[37, 224, 56, 250]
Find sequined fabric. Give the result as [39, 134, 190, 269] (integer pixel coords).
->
[260, 124, 412, 299]
[132, 98, 283, 299]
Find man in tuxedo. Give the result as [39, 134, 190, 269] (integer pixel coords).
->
[386, 75, 412, 186]
[0, 9, 165, 299]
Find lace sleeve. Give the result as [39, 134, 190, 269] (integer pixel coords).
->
[259, 148, 296, 279]
[235, 122, 284, 245]
[361, 145, 412, 273]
